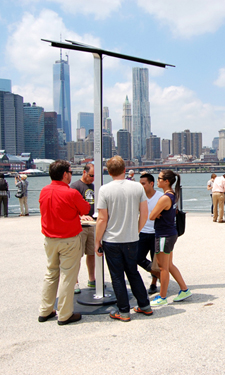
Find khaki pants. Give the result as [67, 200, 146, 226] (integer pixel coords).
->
[19, 196, 29, 215]
[39, 235, 81, 321]
[212, 192, 224, 222]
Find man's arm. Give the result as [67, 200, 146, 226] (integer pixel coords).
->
[94, 208, 108, 257]
[138, 200, 148, 233]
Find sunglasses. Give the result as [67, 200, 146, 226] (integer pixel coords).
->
[67, 171, 73, 174]
[157, 177, 165, 180]
[88, 174, 94, 177]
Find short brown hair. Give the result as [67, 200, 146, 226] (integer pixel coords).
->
[106, 156, 125, 177]
[49, 160, 71, 181]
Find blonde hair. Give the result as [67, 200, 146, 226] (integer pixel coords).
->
[20, 174, 27, 180]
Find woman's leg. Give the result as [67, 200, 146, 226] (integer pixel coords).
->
[156, 252, 170, 298]
[169, 251, 187, 290]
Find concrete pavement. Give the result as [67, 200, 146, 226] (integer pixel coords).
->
[1, 213, 225, 375]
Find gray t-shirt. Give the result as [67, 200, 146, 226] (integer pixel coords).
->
[97, 179, 147, 243]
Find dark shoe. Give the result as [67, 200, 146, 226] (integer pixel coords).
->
[58, 313, 82, 325]
[109, 309, 130, 322]
[38, 310, 56, 322]
[134, 305, 153, 315]
[218, 220, 225, 223]
[25, 214, 29, 216]
[148, 284, 158, 295]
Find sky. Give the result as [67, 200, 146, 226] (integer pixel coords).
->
[1, 0, 225, 147]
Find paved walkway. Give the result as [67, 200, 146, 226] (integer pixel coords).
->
[1, 213, 225, 375]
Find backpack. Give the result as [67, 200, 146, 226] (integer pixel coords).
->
[0, 178, 8, 191]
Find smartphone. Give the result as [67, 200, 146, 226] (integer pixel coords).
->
[98, 247, 103, 254]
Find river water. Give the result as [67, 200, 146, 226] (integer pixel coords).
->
[6, 172, 216, 215]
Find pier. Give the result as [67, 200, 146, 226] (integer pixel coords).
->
[1, 213, 225, 374]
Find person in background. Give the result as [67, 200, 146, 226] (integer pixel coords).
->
[70, 163, 95, 294]
[207, 173, 217, 216]
[15, 174, 29, 216]
[150, 170, 191, 307]
[212, 174, 225, 223]
[38, 160, 90, 325]
[126, 169, 135, 181]
[95, 156, 152, 322]
[0, 173, 9, 217]
[137, 173, 163, 294]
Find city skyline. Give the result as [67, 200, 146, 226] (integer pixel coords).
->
[1, 1, 225, 147]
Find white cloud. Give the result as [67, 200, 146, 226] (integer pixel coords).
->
[5, 9, 103, 139]
[48, 0, 123, 19]
[137, 0, 225, 38]
[214, 68, 225, 87]
[106, 80, 225, 147]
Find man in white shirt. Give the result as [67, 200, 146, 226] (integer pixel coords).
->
[138, 173, 163, 294]
[212, 174, 225, 223]
[95, 156, 152, 322]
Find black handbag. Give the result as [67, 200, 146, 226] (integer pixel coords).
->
[176, 209, 186, 237]
[15, 192, 24, 198]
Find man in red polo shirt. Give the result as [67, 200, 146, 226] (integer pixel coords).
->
[38, 160, 90, 325]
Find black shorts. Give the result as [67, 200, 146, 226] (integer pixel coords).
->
[155, 235, 178, 254]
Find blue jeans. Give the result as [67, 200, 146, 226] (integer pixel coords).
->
[137, 232, 155, 272]
[103, 241, 149, 313]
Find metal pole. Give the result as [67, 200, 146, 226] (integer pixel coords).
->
[93, 53, 104, 298]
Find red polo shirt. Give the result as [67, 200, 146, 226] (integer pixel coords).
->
[39, 180, 90, 238]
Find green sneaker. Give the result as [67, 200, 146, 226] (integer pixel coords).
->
[74, 283, 81, 294]
[173, 289, 192, 302]
[150, 295, 168, 307]
[87, 280, 95, 288]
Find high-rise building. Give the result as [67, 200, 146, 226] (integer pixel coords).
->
[53, 50, 72, 142]
[44, 112, 59, 160]
[132, 67, 151, 159]
[103, 106, 109, 129]
[102, 131, 112, 159]
[146, 135, 161, 160]
[104, 117, 112, 134]
[212, 137, 219, 151]
[0, 91, 24, 155]
[172, 130, 202, 158]
[24, 102, 45, 158]
[117, 129, 131, 160]
[218, 129, 225, 160]
[77, 112, 94, 138]
[122, 95, 132, 134]
[0, 79, 11, 93]
[161, 139, 171, 159]
[191, 132, 202, 159]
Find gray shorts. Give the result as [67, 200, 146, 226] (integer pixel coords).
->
[155, 235, 178, 254]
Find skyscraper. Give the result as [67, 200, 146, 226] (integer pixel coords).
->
[146, 135, 161, 160]
[24, 102, 45, 158]
[172, 130, 202, 158]
[77, 112, 94, 138]
[0, 91, 24, 155]
[53, 50, 72, 142]
[0, 79, 11, 93]
[122, 95, 132, 134]
[44, 112, 59, 160]
[132, 67, 151, 159]
[117, 129, 131, 160]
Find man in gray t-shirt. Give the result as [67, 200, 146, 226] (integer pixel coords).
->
[95, 156, 152, 322]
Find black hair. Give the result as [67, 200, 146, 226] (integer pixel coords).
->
[0, 173, 4, 179]
[161, 170, 181, 202]
[49, 160, 71, 181]
[140, 173, 154, 184]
